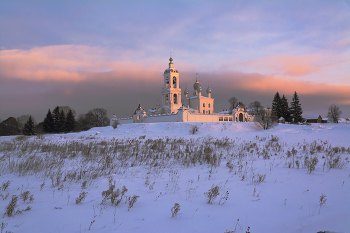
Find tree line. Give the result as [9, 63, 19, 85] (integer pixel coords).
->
[229, 91, 303, 123]
[0, 106, 110, 136]
[228, 92, 303, 130]
[228, 91, 344, 128]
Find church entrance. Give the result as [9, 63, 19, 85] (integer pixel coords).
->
[239, 113, 243, 122]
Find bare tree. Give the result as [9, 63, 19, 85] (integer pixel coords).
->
[77, 108, 110, 130]
[327, 104, 342, 123]
[89, 108, 110, 127]
[228, 97, 238, 113]
[17, 115, 37, 131]
[254, 109, 278, 130]
[248, 101, 264, 116]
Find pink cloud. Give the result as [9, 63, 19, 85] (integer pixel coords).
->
[0, 45, 164, 82]
[238, 54, 321, 77]
[223, 72, 349, 96]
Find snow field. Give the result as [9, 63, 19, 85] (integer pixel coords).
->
[0, 122, 349, 233]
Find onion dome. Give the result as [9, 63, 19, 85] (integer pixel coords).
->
[193, 79, 200, 90]
[168, 57, 174, 69]
[184, 88, 188, 95]
[206, 84, 211, 94]
[193, 74, 201, 90]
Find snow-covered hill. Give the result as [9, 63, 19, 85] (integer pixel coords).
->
[0, 122, 349, 233]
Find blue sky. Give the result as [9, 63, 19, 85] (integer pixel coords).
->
[0, 0, 349, 121]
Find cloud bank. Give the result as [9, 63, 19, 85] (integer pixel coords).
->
[0, 45, 349, 121]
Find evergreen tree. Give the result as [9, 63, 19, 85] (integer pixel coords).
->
[272, 92, 282, 118]
[52, 106, 61, 133]
[290, 91, 303, 123]
[65, 109, 76, 132]
[23, 115, 36, 136]
[58, 110, 66, 132]
[43, 109, 54, 133]
[280, 95, 291, 122]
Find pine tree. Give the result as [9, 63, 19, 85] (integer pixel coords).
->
[23, 116, 36, 136]
[59, 110, 66, 132]
[65, 109, 76, 132]
[52, 106, 61, 133]
[280, 95, 291, 122]
[290, 91, 303, 123]
[272, 92, 282, 118]
[43, 109, 54, 133]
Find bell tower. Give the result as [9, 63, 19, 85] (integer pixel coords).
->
[161, 54, 182, 113]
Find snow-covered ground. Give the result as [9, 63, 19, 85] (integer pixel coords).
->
[0, 122, 349, 233]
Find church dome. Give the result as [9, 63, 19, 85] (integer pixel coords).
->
[164, 56, 178, 74]
[184, 88, 188, 95]
[193, 78, 201, 91]
[206, 86, 211, 94]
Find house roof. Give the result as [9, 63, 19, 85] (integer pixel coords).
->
[305, 115, 322, 120]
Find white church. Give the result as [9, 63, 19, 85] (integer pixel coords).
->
[110, 56, 251, 125]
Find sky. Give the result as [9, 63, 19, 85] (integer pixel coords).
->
[0, 0, 349, 122]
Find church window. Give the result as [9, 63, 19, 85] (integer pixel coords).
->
[166, 77, 169, 88]
[173, 76, 177, 88]
[203, 103, 205, 107]
[173, 94, 177, 104]
[165, 94, 169, 104]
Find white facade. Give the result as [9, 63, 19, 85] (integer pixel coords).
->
[233, 106, 249, 122]
[155, 57, 182, 114]
[111, 56, 254, 125]
[183, 76, 214, 114]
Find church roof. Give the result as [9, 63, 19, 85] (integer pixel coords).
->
[187, 96, 212, 100]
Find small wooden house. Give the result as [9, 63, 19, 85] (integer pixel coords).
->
[305, 115, 323, 123]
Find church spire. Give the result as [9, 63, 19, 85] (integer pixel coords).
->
[169, 52, 174, 69]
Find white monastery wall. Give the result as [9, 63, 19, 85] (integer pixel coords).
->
[182, 112, 232, 122]
[144, 114, 179, 123]
[111, 112, 235, 125]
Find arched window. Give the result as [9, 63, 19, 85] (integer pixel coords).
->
[165, 94, 169, 104]
[173, 76, 177, 88]
[166, 77, 169, 88]
[173, 94, 177, 104]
